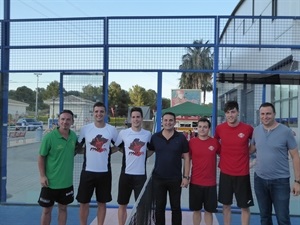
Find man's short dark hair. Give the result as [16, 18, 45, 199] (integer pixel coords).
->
[130, 107, 143, 118]
[162, 111, 176, 121]
[198, 117, 211, 128]
[59, 109, 74, 119]
[224, 100, 239, 112]
[259, 102, 276, 113]
[93, 102, 106, 111]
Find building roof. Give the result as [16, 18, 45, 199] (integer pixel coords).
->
[162, 101, 224, 117]
[8, 99, 29, 107]
[44, 95, 95, 105]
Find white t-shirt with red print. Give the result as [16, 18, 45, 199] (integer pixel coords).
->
[115, 128, 151, 175]
[78, 123, 118, 172]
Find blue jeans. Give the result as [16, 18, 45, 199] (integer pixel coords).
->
[254, 173, 291, 225]
[153, 177, 182, 225]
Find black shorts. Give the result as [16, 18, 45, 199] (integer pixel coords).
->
[117, 173, 147, 205]
[38, 186, 74, 207]
[218, 172, 254, 208]
[76, 170, 112, 204]
[189, 183, 217, 213]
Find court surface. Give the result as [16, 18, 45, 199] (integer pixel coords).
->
[1, 204, 300, 225]
[3, 134, 300, 224]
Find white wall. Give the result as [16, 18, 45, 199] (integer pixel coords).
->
[8, 100, 29, 119]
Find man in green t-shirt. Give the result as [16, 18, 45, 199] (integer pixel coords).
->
[38, 109, 77, 225]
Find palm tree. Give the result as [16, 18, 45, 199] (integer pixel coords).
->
[179, 40, 213, 104]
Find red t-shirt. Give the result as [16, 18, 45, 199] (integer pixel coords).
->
[214, 122, 253, 176]
[189, 137, 220, 186]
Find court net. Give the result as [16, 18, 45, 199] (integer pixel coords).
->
[125, 176, 155, 225]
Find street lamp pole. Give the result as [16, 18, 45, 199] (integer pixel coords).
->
[52, 97, 55, 121]
[35, 73, 42, 119]
[114, 104, 118, 127]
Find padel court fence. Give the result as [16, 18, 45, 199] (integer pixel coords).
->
[0, 16, 299, 218]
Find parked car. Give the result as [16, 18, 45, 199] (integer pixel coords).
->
[15, 118, 43, 131]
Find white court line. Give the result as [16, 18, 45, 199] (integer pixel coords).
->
[90, 208, 219, 225]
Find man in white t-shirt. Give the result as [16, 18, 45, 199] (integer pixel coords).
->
[115, 107, 152, 225]
[76, 102, 118, 225]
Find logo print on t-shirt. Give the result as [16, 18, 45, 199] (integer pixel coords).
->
[208, 146, 215, 151]
[129, 138, 145, 156]
[238, 133, 245, 138]
[90, 134, 108, 152]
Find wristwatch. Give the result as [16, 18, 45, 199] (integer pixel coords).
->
[183, 175, 190, 180]
[295, 179, 300, 184]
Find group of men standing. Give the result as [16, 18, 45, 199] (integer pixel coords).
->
[38, 102, 151, 225]
[189, 101, 300, 225]
[37, 100, 300, 225]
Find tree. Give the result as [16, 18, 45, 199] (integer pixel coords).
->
[145, 89, 157, 111]
[36, 87, 48, 110]
[128, 85, 148, 106]
[162, 98, 171, 109]
[179, 40, 213, 104]
[117, 90, 131, 117]
[108, 81, 124, 116]
[81, 84, 102, 102]
[10, 86, 35, 111]
[151, 97, 171, 120]
[199, 78, 213, 103]
[9, 90, 16, 99]
[43, 81, 60, 99]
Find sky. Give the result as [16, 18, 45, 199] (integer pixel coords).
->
[5, 0, 240, 101]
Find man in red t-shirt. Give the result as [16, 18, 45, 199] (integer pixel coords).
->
[189, 117, 220, 225]
[214, 101, 253, 225]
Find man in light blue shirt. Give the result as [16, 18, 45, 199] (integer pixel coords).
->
[250, 102, 300, 225]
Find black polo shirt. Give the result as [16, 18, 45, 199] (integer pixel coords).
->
[149, 130, 189, 179]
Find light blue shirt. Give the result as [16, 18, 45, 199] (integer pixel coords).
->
[252, 124, 297, 179]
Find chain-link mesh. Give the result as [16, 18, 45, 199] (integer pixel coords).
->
[62, 73, 104, 194]
[3, 16, 300, 216]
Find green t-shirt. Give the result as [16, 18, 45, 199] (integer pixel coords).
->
[39, 128, 77, 189]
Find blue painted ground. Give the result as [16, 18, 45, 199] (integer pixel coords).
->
[1, 204, 300, 225]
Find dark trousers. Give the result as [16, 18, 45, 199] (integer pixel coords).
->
[254, 173, 291, 225]
[153, 177, 182, 225]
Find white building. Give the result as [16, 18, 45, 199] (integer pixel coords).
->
[8, 99, 29, 121]
[44, 95, 95, 130]
[218, 0, 299, 133]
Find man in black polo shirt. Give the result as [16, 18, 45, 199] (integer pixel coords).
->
[149, 111, 190, 225]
